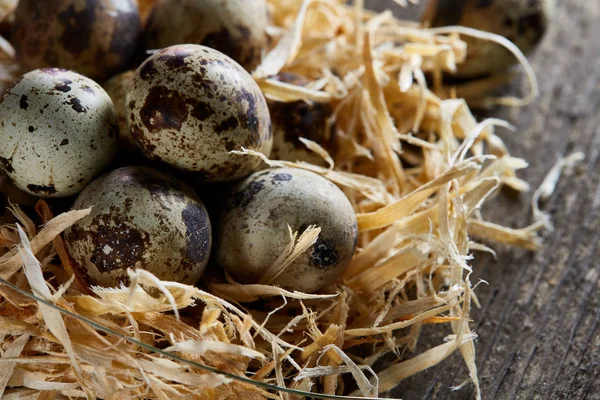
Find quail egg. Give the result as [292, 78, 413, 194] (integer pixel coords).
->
[0, 68, 118, 197]
[12, 0, 141, 81]
[144, 0, 269, 71]
[268, 73, 336, 167]
[103, 70, 135, 149]
[215, 167, 358, 293]
[423, 0, 554, 78]
[64, 166, 212, 288]
[127, 44, 272, 181]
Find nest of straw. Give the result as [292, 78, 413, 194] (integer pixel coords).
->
[0, 0, 549, 399]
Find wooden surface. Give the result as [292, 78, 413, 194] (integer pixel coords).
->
[367, 1, 600, 399]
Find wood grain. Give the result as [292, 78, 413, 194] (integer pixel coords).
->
[366, 1, 600, 399]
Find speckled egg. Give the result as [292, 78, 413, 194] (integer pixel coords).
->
[215, 168, 358, 293]
[127, 44, 272, 181]
[103, 70, 135, 149]
[423, 0, 555, 78]
[64, 166, 212, 288]
[144, 0, 269, 71]
[12, 0, 141, 81]
[268, 73, 336, 167]
[0, 68, 118, 197]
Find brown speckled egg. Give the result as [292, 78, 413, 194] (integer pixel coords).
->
[0, 68, 118, 197]
[144, 0, 268, 72]
[423, 0, 554, 78]
[268, 73, 336, 167]
[12, 0, 141, 81]
[215, 168, 358, 293]
[127, 44, 272, 181]
[64, 166, 212, 288]
[103, 70, 135, 149]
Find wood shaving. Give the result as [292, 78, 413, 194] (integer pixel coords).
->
[531, 152, 585, 230]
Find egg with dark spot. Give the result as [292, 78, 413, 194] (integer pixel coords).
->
[64, 166, 212, 288]
[144, 0, 269, 71]
[268, 73, 336, 166]
[127, 44, 272, 181]
[0, 68, 118, 197]
[103, 70, 135, 149]
[12, 0, 141, 81]
[215, 167, 358, 293]
[423, 0, 554, 78]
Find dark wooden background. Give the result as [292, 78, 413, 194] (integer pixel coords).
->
[367, 1, 600, 399]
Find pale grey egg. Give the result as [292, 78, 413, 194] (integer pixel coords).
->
[127, 44, 272, 181]
[215, 167, 358, 293]
[0, 68, 118, 197]
[64, 166, 212, 288]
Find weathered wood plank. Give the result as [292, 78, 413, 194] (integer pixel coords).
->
[365, 0, 600, 398]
